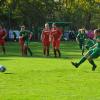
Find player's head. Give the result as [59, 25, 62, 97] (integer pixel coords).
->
[79, 29, 85, 34]
[52, 23, 56, 28]
[94, 29, 100, 36]
[20, 25, 25, 31]
[81, 29, 85, 33]
[45, 23, 49, 29]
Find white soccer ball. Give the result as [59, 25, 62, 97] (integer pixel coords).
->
[0, 65, 6, 72]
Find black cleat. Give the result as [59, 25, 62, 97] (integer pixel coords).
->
[71, 62, 79, 68]
[92, 65, 97, 71]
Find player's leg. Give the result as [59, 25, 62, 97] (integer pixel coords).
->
[88, 49, 99, 71]
[88, 57, 97, 71]
[45, 41, 50, 56]
[23, 44, 28, 56]
[21, 45, 24, 56]
[52, 41, 57, 57]
[71, 49, 93, 68]
[79, 42, 84, 55]
[82, 43, 85, 55]
[0, 40, 6, 54]
[27, 47, 33, 56]
[55, 40, 61, 57]
[42, 41, 46, 56]
[2, 44, 6, 54]
[19, 40, 24, 56]
[47, 46, 50, 56]
[43, 46, 46, 56]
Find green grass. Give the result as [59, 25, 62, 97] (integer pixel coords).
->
[0, 41, 100, 100]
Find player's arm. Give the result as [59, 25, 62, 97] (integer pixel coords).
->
[76, 34, 79, 44]
[41, 30, 44, 41]
[58, 33, 62, 40]
[2, 30, 7, 39]
[58, 28, 62, 40]
[49, 31, 52, 42]
[29, 31, 33, 40]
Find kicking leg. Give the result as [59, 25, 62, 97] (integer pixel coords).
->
[71, 51, 90, 68]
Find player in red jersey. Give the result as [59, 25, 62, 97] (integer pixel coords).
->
[41, 23, 50, 56]
[50, 23, 62, 57]
[0, 24, 7, 54]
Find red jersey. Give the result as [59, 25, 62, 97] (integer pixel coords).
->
[50, 28, 62, 41]
[41, 28, 50, 41]
[0, 29, 7, 39]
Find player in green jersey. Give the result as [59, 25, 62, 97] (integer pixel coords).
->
[13, 31, 17, 42]
[85, 38, 95, 50]
[76, 29, 87, 55]
[19, 25, 33, 56]
[71, 29, 100, 71]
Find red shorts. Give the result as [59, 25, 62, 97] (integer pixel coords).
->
[52, 40, 60, 48]
[42, 41, 50, 47]
[19, 38, 24, 46]
[0, 39, 5, 45]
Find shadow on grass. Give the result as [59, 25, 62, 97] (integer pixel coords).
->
[4, 72, 14, 74]
[0, 41, 84, 59]
[0, 58, 14, 61]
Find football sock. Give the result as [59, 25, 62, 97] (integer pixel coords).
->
[54, 49, 57, 57]
[57, 49, 61, 57]
[88, 59, 96, 67]
[28, 47, 32, 56]
[77, 56, 87, 66]
[2, 46, 6, 54]
[43, 48, 46, 55]
[47, 48, 49, 56]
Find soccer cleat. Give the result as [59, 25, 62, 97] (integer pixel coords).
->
[92, 65, 97, 71]
[71, 62, 79, 68]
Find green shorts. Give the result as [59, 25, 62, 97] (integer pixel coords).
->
[89, 47, 100, 58]
[79, 42, 85, 50]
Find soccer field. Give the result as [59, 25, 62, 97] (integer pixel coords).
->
[0, 41, 100, 100]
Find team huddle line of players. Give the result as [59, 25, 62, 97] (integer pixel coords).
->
[0, 23, 100, 71]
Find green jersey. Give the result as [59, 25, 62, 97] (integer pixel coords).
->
[96, 36, 100, 48]
[77, 32, 86, 42]
[13, 32, 17, 37]
[19, 30, 31, 45]
[86, 39, 95, 49]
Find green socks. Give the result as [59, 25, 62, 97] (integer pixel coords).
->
[88, 60, 96, 67]
[78, 57, 87, 66]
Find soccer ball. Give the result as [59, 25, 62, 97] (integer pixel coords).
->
[0, 65, 6, 72]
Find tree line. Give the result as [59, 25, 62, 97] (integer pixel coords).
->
[0, 0, 100, 30]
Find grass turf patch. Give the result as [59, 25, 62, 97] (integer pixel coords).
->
[0, 41, 100, 100]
